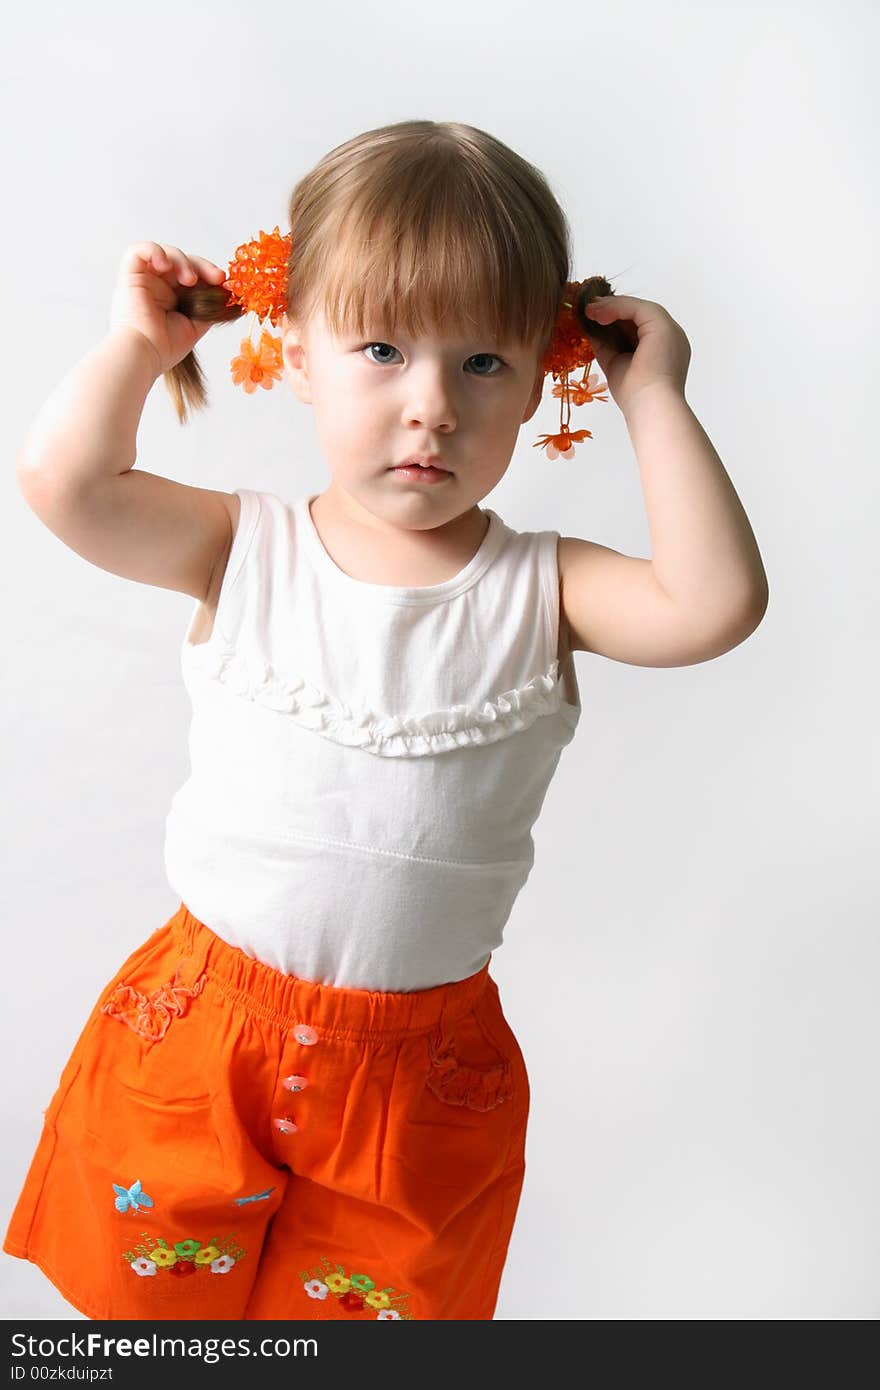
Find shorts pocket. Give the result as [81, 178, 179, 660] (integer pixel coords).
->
[55, 1022, 227, 1186]
[96, 932, 215, 1107]
[425, 990, 517, 1113]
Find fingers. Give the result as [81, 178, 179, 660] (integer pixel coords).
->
[189, 254, 228, 284]
[127, 242, 227, 285]
[589, 294, 661, 322]
[585, 296, 626, 321]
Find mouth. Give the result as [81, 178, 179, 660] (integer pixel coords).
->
[391, 455, 449, 471]
[388, 456, 452, 483]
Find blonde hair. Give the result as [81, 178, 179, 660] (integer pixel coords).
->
[167, 120, 573, 425]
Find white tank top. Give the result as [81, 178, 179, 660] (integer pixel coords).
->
[163, 489, 582, 990]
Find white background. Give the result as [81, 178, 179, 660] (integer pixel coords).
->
[2, 0, 877, 1320]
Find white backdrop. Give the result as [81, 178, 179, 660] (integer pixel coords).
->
[2, 0, 877, 1320]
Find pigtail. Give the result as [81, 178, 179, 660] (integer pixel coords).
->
[574, 276, 634, 355]
[161, 226, 292, 426]
[162, 283, 246, 427]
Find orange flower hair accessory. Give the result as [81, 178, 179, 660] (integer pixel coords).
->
[221, 226, 292, 394]
[218, 230, 628, 459]
[535, 277, 614, 459]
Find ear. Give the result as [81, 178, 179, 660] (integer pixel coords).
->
[281, 312, 313, 404]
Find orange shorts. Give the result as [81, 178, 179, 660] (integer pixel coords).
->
[3, 903, 530, 1321]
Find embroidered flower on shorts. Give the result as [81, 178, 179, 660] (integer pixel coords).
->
[298, 1256, 414, 1319]
[365, 1289, 392, 1310]
[122, 1231, 247, 1278]
[324, 1271, 351, 1295]
[173, 1239, 202, 1259]
[339, 1290, 366, 1311]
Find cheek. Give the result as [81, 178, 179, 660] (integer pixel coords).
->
[481, 394, 525, 439]
[482, 380, 527, 418]
[311, 391, 384, 471]
[312, 372, 364, 427]
[322, 368, 379, 420]
[328, 398, 382, 445]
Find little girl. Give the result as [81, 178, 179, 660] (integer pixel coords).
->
[3, 120, 768, 1322]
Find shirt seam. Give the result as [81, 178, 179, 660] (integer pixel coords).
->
[167, 807, 532, 870]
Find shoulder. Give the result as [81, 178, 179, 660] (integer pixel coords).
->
[205, 490, 301, 606]
[497, 524, 577, 665]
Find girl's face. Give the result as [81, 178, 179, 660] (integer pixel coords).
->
[282, 304, 546, 527]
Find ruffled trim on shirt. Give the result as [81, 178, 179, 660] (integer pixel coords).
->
[185, 630, 579, 758]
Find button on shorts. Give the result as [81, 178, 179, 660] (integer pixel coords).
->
[3, 903, 530, 1320]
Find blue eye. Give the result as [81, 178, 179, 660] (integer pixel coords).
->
[362, 342, 400, 365]
[360, 343, 506, 375]
[467, 353, 505, 376]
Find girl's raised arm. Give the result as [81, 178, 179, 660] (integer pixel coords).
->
[16, 243, 235, 601]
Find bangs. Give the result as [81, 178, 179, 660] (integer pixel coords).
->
[287, 137, 567, 352]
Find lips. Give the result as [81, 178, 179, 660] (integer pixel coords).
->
[394, 455, 448, 470]
[389, 461, 451, 483]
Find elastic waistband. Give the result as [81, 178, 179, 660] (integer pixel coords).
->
[170, 903, 494, 1041]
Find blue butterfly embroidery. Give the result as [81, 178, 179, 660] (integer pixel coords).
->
[233, 1186, 276, 1206]
[112, 1179, 154, 1214]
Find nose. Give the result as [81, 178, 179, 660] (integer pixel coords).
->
[401, 363, 458, 433]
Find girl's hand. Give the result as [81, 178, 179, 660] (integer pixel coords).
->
[108, 242, 228, 375]
[583, 294, 692, 415]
